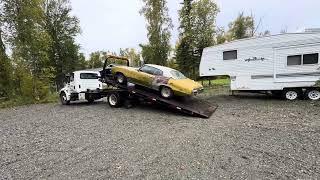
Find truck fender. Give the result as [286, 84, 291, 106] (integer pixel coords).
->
[59, 88, 71, 101]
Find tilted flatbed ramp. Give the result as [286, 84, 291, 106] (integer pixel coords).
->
[131, 88, 218, 118]
[103, 79, 218, 118]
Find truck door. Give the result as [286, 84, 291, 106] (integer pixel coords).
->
[68, 73, 76, 93]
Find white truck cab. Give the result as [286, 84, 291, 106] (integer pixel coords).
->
[59, 70, 103, 105]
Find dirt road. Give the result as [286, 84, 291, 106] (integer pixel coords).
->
[0, 94, 319, 179]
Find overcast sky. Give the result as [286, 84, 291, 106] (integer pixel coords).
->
[70, 0, 320, 56]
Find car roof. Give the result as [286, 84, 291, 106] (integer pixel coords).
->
[145, 64, 176, 73]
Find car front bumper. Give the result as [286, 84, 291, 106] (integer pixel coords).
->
[192, 88, 204, 96]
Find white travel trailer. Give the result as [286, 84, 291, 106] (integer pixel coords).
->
[200, 32, 320, 100]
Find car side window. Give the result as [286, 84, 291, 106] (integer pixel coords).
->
[140, 66, 163, 76]
[153, 69, 163, 76]
[140, 66, 154, 75]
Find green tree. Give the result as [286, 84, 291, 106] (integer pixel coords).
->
[176, 0, 219, 79]
[191, 0, 219, 77]
[0, 29, 12, 97]
[140, 0, 173, 65]
[216, 27, 227, 44]
[77, 53, 87, 70]
[0, 1, 12, 97]
[227, 12, 255, 40]
[2, 0, 52, 100]
[119, 48, 141, 67]
[87, 51, 104, 69]
[176, 0, 194, 77]
[44, 0, 81, 88]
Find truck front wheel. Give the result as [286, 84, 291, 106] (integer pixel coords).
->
[60, 92, 70, 105]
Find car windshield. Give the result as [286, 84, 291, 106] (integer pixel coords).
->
[170, 70, 187, 79]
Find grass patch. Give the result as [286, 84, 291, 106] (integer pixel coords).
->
[0, 93, 58, 109]
[199, 78, 230, 87]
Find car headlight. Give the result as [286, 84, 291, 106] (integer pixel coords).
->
[192, 88, 204, 95]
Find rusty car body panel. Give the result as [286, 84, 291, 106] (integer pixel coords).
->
[111, 65, 203, 97]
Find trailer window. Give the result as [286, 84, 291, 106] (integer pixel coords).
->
[303, 53, 318, 65]
[223, 50, 237, 60]
[287, 55, 302, 66]
[80, 73, 99, 79]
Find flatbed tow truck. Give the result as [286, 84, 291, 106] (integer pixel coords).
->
[59, 56, 217, 118]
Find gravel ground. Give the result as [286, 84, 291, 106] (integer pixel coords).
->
[0, 93, 320, 179]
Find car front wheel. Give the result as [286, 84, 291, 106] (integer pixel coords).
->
[160, 86, 173, 99]
[115, 73, 127, 85]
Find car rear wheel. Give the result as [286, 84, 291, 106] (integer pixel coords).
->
[60, 92, 70, 105]
[115, 73, 127, 85]
[306, 89, 320, 100]
[160, 86, 173, 99]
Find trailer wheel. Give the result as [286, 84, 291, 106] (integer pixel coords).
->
[60, 92, 70, 105]
[108, 93, 122, 108]
[283, 89, 300, 101]
[115, 73, 127, 85]
[305, 89, 320, 101]
[87, 98, 95, 104]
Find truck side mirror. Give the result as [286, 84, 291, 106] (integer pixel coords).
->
[65, 74, 71, 84]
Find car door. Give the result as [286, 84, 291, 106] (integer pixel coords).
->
[136, 65, 156, 87]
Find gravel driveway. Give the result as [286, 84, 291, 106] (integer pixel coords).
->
[0, 94, 320, 179]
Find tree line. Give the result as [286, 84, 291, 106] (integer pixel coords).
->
[141, 0, 270, 79]
[0, 0, 85, 101]
[0, 0, 268, 102]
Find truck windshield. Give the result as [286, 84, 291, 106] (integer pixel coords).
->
[80, 73, 99, 79]
[170, 70, 187, 79]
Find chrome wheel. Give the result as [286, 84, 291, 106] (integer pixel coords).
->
[60, 92, 70, 105]
[285, 90, 298, 101]
[161, 87, 173, 98]
[109, 94, 118, 106]
[116, 73, 126, 84]
[307, 89, 320, 100]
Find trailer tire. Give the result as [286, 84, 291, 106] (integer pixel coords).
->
[108, 93, 123, 108]
[60, 92, 70, 105]
[282, 89, 300, 101]
[115, 73, 127, 85]
[87, 98, 95, 104]
[305, 89, 320, 101]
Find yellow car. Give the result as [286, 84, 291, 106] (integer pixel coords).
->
[112, 64, 204, 98]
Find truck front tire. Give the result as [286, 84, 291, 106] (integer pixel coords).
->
[60, 92, 70, 105]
